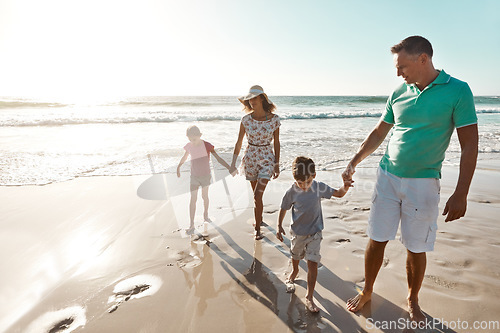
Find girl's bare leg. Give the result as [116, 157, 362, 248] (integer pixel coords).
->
[189, 184, 198, 230]
[201, 185, 210, 221]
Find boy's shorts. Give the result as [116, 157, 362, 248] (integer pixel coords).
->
[290, 230, 322, 263]
[190, 175, 211, 188]
[368, 167, 440, 253]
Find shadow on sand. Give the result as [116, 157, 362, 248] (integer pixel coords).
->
[208, 222, 367, 332]
[261, 223, 457, 333]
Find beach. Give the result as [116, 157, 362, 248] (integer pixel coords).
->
[1, 159, 499, 332]
[0, 95, 499, 332]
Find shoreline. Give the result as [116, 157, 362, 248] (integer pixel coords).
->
[1, 160, 499, 332]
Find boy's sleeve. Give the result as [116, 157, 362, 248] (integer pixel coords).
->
[280, 187, 293, 210]
[183, 143, 191, 153]
[318, 182, 336, 199]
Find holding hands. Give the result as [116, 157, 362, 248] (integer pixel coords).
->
[342, 163, 356, 185]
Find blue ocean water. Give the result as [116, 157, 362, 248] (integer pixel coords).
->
[0, 96, 499, 185]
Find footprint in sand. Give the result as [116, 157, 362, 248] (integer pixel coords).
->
[329, 238, 351, 247]
[382, 257, 390, 267]
[435, 258, 472, 269]
[176, 250, 203, 268]
[351, 249, 364, 257]
[25, 306, 86, 333]
[336, 238, 351, 243]
[107, 275, 163, 313]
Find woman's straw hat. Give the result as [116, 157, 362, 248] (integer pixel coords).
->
[238, 85, 273, 105]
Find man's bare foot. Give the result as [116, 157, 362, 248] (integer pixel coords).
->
[305, 298, 320, 313]
[408, 299, 426, 323]
[346, 290, 372, 312]
[185, 227, 195, 235]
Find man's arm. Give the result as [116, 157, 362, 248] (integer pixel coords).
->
[442, 124, 478, 222]
[342, 119, 393, 182]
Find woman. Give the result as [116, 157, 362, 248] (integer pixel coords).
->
[231, 85, 281, 239]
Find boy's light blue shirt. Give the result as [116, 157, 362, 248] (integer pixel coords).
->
[280, 180, 336, 236]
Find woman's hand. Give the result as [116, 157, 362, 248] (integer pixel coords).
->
[272, 163, 280, 179]
[229, 165, 238, 176]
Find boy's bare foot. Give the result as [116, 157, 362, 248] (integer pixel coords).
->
[285, 280, 295, 293]
[185, 227, 195, 235]
[408, 299, 426, 323]
[203, 215, 212, 223]
[254, 231, 264, 240]
[305, 298, 320, 313]
[287, 269, 299, 283]
[346, 290, 372, 312]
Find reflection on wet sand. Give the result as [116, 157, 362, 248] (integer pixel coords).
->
[179, 241, 231, 317]
[208, 222, 345, 332]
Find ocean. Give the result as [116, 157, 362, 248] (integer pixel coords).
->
[1, 96, 499, 186]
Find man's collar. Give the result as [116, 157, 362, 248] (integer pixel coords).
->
[432, 70, 451, 85]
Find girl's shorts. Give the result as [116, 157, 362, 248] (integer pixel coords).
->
[190, 175, 211, 188]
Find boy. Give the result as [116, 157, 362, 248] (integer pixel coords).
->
[177, 125, 235, 234]
[277, 156, 352, 312]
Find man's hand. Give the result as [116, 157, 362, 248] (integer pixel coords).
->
[276, 225, 286, 242]
[442, 192, 467, 222]
[176, 167, 181, 178]
[342, 163, 356, 184]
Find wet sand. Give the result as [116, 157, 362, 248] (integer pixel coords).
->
[1, 161, 499, 332]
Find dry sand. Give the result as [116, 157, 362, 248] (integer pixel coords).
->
[1, 160, 499, 332]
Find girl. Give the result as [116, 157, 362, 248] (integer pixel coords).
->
[231, 85, 281, 240]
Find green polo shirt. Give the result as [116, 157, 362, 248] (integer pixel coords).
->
[380, 70, 477, 178]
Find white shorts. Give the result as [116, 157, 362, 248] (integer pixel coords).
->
[290, 230, 322, 263]
[368, 167, 440, 253]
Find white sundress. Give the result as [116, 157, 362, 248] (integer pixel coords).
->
[240, 113, 281, 180]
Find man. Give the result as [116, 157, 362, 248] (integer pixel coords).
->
[343, 36, 478, 323]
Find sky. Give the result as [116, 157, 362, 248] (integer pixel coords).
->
[0, 0, 499, 99]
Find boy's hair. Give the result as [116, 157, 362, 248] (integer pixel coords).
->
[391, 35, 433, 57]
[186, 125, 201, 137]
[292, 156, 315, 181]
